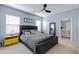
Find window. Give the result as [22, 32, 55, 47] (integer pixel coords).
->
[36, 20, 41, 31]
[6, 15, 20, 34]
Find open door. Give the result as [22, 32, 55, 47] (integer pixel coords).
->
[60, 17, 73, 48]
[61, 20, 71, 39]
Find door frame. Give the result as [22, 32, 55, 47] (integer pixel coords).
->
[59, 17, 73, 45]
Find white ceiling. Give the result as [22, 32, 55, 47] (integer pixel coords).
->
[4, 4, 79, 17]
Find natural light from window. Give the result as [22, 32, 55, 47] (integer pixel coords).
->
[6, 14, 20, 35]
[36, 20, 41, 31]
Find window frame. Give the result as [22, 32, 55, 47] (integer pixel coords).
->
[5, 14, 20, 35]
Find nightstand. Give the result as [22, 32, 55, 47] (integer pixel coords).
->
[4, 35, 19, 47]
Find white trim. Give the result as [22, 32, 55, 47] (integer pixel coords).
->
[60, 16, 73, 47]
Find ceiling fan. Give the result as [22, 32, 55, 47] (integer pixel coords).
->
[41, 4, 51, 13]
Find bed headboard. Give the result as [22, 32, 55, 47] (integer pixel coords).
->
[20, 25, 37, 36]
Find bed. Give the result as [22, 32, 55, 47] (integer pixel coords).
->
[20, 25, 58, 54]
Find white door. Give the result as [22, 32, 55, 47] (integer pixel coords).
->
[60, 17, 73, 48]
[61, 20, 71, 39]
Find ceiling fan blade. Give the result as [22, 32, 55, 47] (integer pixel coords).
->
[45, 10, 51, 13]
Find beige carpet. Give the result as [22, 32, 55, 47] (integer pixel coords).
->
[46, 44, 77, 54]
[59, 38, 74, 49]
[0, 42, 77, 54]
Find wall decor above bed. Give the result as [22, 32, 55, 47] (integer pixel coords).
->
[24, 18, 35, 23]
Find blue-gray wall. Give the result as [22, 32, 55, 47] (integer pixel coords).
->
[43, 8, 79, 47]
[0, 6, 1, 38]
[0, 5, 43, 38]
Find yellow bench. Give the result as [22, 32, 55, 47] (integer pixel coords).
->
[4, 35, 19, 47]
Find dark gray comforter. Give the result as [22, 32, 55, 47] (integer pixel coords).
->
[20, 33, 53, 51]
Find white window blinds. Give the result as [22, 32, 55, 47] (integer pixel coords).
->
[6, 15, 20, 34]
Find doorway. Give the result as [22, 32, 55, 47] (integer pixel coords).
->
[59, 17, 73, 48]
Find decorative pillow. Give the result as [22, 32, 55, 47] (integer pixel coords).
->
[22, 30, 25, 34]
[25, 32, 30, 35]
[30, 30, 35, 34]
[22, 30, 30, 34]
[35, 31, 41, 34]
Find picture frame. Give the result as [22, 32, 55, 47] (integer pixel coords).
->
[24, 18, 35, 23]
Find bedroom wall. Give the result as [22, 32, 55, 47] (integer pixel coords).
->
[0, 6, 1, 38]
[43, 8, 79, 47]
[0, 5, 43, 38]
[0, 6, 4, 39]
[43, 20, 49, 34]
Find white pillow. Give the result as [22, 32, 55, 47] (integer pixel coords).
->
[25, 32, 30, 35]
[31, 30, 35, 34]
[35, 31, 41, 34]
